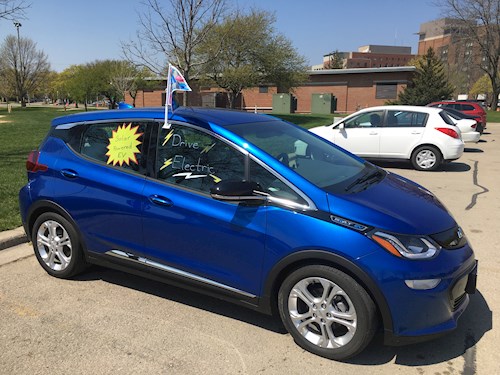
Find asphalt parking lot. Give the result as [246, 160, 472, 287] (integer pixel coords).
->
[1, 126, 499, 375]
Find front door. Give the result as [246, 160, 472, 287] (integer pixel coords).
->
[334, 110, 384, 157]
[141, 122, 267, 296]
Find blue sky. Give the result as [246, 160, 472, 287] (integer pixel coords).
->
[0, 0, 443, 72]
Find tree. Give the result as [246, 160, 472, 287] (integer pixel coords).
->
[325, 50, 344, 69]
[437, 0, 500, 109]
[0, 34, 50, 107]
[121, 0, 227, 105]
[57, 64, 97, 111]
[396, 48, 454, 105]
[198, 10, 307, 108]
[0, 0, 29, 22]
[470, 73, 493, 102]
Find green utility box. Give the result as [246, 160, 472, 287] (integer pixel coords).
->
[311, 93, 337, 114]
[272, 93, 295, 114]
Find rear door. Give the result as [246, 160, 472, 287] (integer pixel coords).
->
[51, 120, 153, 255]
[379, 110, 427, 158]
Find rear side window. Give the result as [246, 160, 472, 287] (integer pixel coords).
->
[386, 110, 427, 127]
[80, 122, 152, 175]
[459, 104, 475, 111]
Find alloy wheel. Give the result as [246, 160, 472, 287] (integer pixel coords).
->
[287, 277, 357, 349]
[36, 220, 73, 272]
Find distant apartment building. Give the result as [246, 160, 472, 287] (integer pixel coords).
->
[316, 45, 415, 70]
[417, 18, 486, 94]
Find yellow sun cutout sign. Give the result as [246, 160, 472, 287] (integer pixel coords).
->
[106, 123, 142, 166]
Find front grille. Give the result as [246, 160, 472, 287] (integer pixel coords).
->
[452, 293, 467, 311]
[431, 225, 467, 249]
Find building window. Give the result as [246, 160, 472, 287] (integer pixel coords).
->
[259, 86, 268, 93]
[376, 83, 397, 99]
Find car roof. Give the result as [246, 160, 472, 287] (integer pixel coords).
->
[352, 105, 442, 114]
[51, 107, 277, 128]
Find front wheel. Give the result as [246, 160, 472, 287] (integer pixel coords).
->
[411, 146, 442, 171]
[32, 212, 87, 278]
[278, 265, 377, 360]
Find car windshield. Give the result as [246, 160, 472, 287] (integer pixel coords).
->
[225, 120, 375, 194]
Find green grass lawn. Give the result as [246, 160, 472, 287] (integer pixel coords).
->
[487, 110, 500, 123]
[271, 113, 337, 129]
[0, 107, 86, 231]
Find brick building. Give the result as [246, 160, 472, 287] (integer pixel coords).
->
[417, 18, 486, 94]
[125, 66, 415, 114]
[318, 45, 415, 70]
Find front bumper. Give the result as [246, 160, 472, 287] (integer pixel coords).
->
[384, 259, 477, 345]
[357, 242, 476, 344]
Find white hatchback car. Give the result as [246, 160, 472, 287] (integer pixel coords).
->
[309, 106, 464, 171]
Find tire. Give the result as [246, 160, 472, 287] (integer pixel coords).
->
[278, 265, 377, 360]
[31, 212, 87, 278]
[411, 146, 442, 171]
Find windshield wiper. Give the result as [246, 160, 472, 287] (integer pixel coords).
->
[345, 169, 384, 192]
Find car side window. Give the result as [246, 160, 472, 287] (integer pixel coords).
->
[386, 111, 427, 128]
[157, 123, 245, 194]
[461, 104, 475, 111]
[344, 111, 384, 129]
[249, 159, 307, 205]
[80, 122, 150, 175]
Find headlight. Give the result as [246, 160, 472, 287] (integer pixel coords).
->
[370, 231, 440, 259]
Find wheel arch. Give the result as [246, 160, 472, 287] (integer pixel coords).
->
[26, 200, 88, 255]
[260, 250, 394, 336]
[410, 143, 443, 159]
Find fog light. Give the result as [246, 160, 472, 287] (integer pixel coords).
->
[405, 279, 441, 290]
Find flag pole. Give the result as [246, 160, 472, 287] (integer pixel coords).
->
[164, 63, 172, 129]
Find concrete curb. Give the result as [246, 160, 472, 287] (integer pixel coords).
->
[0, 227, 28, 251]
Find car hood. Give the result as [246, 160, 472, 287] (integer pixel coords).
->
[327, 172, 456, 235]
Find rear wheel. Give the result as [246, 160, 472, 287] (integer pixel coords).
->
[411, 146, 442, 171]
[32, 212, 87, 278]
[278, 265, 377, 360]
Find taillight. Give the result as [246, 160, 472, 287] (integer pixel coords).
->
[471, 123, 477, 129]
[436, 127, 459, 139]
[26, 150, 48, 172]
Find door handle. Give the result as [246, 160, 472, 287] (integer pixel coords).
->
[149, 195, 173, 207]
[411, 131, 422, 135]
[61, 169, 78, 178]
[369, 132, 378, 135]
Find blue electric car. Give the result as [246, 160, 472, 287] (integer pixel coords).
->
[19, 107, 477, 360]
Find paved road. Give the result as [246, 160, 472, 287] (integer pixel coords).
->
[1, 127, 499, 374]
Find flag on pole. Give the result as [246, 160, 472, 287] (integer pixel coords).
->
[164, 64, 192, 128]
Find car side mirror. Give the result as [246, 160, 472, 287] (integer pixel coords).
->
[338, 123, 345, 130]
[210, 180, 267, 204]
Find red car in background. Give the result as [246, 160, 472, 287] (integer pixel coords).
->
[428, 101, 487, 131]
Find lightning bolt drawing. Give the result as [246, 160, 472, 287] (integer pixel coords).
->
[172, 172, 207, 180]
[160, 158, 173, 171]
[162, 130, 174, 146]
[209, 174, 221, 183]
[201, 143, 216, 154]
